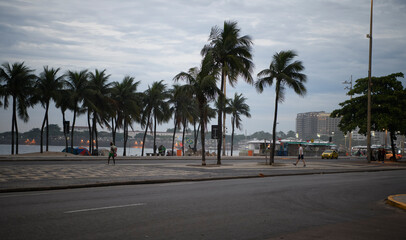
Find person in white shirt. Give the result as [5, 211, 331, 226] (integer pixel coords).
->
[108, 142, 117, 165]
[293, 144, 306, 167]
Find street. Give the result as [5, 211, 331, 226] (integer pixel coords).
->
[1, 169, 405, 239]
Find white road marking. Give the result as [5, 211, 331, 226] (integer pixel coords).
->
[0, 192, 51, 198]
[64, 203, 146, 214]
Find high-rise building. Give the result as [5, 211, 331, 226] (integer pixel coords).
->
[317, 112, 342, 136]
[296, 111, 341, 140]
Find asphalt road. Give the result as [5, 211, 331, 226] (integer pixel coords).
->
[1, 170, 405, 240]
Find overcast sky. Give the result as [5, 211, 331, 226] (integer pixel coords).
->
[1, 0, 405, 136]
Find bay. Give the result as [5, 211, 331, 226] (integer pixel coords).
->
[0, 144, 153, 156]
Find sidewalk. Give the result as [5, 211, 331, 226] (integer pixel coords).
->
[1, 154, 406, 210]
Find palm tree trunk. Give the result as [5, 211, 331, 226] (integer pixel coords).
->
[193, 121, 197, 152]
[40, 108, 46, 153]
[200, 113, 206, 166]
[45, 102, 49, 152]
[123, 119, 127, 156]
[217, 71, 226, 165]
[62, 110, 68, 153]
[194, 123, 200, 153]
[93, 115, 98, 154]
[11, 111, 15, 155]
[182, 118, 186, 156]
[11, 97, 16, 155]
[141, 114, 150, 156]
[12, 95, 19, 154]
[95, 123, 98, 154]
[153, 114, 157, 155]
[87, 111, 92, 154]
[71, 107, 77, 153]
[222, 79, 227, 157]
[231, 121, 235, 156]
[111, 117, 116, 144]
[15, 115, 19, 155]
[270, 88, 280, 165]
[390, 131, 397, 161]
[171, 118, 177, 156]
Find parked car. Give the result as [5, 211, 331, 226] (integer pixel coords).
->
[385, 150, 402, 160]
[321, 149, 339, 159]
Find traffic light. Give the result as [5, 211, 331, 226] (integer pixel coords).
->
[63, 121, 70, 134]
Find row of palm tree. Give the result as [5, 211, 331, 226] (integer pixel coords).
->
[181, 20, 307, 165]
[0, 61, 251, 160]
[0, 20, 307, 166]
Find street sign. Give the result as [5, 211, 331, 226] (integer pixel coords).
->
[211, 125, 220, 139]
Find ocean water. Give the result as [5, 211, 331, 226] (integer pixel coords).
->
[0, 144, 153, 156]
[0, 144, 239, 156]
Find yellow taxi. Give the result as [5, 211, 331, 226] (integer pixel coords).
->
[321, 149, 339, 159]
[385, 150, 402, 161]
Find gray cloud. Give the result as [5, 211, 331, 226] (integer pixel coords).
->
[1, 0, 405, 135]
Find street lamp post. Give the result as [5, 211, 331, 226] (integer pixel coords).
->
[343, 76, 353, 157]
[366, 0, 373, 163]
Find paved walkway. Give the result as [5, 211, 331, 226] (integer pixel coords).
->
[1, 155, 405, 211]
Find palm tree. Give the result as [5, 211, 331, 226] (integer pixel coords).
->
[34, 66, 65, 153]
[88, 69, 113, 154]
[0, 62, 36, 154]
[201, 20, 254, 164]
[227, 93, 251, 156]
[174, 53, 220, 165]
[256, 50, 307, 165]
[55, 88, 73, 153]
[141, 80, 171, 156]
[110, 76, 141, 156]
[65, 70, 89, 152]
[169, 84, 193, 156]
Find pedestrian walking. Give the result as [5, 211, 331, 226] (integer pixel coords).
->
[378, 148, 385, 163]
[293, 144, 306, 167]
[108, 142, 117, 165]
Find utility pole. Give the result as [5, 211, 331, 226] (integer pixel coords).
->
[343, 76, 353, 157]
[366, 0, 373, 163]
[222, 81, 227, 156]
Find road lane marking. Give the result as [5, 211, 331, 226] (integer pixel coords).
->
[0, 192, 51, 198]
[64, 203, 146, 214]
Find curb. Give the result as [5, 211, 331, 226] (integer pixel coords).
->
[387, 194, 406, 211]
[1, 167, 405, 193]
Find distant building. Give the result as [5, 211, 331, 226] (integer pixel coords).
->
[127, 130, 183, 138]
[317, 112, 342, 136]
[296, 111, 323, 140]
[296, 111, 341, 140]
[74, 126, 89, 132]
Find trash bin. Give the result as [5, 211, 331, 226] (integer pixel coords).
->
[177, 149, 182, 156]
[248, 150, 253, 156]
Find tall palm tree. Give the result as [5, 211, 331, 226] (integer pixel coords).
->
[0, 62, 36, 154]
[55, 88, 73, 153]
[174, 53, 220, 165]
[65, 70, 89, 152]
[201, 20, 254, 164]
[34, 66, 65, 153]
[227, 93, 251, 156]
[256, 50, 307, 165]
[141, 80, 171, 156]
[169, 84, 193, 156]
[110, 76, 141, 156]
[88, 69, 113, 154]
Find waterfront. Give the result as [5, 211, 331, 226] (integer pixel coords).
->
[0, 144, 240, 156]
[0, 144, 153, 156]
